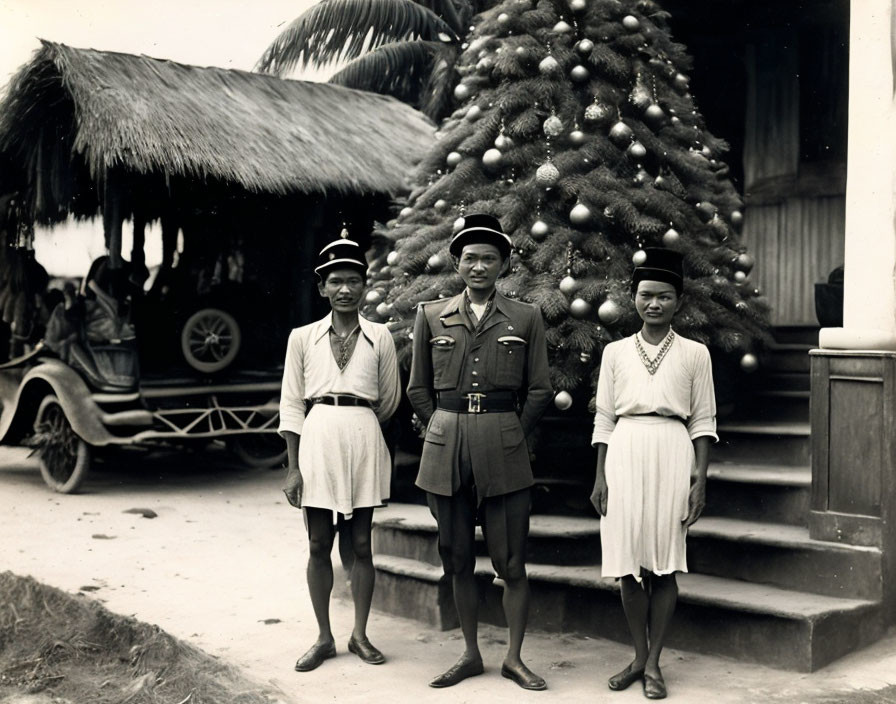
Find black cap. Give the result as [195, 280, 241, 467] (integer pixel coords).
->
[449, 213, 513, 259]
[631, 247, 684, 294]
[314, 236, 367, 280]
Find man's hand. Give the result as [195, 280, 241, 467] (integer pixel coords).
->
[590, 476, 608, 517]
[683, 480, 706, 527]
[282, 467, 303, 509]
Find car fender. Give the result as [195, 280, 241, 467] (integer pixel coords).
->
[0, 359, 115, 447]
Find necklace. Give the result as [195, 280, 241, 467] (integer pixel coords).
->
[635, 329, 675, 375]
[332, 326, 359, 370]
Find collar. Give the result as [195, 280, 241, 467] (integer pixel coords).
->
[440, 289, 511, 331]
[312, 312, 376, 345]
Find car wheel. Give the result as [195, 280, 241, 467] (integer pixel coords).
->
[181, 308, 241, 373]
[33, 395, 91, 493]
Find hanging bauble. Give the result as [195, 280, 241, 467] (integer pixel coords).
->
[622, 14, 640, 31]
[365, 289, 383, 305]
[736, 253, 755, 272]
[570, 0, 587, 11]
[553, 20, 572, 33]
[454, 83, 471, 101]
[446, 151, 462, 167]
[570, 202, 592, 226]
[673, 73, 689, 92]
[386, 251, 400, 266]
[570, 297, 592, 318]
[453, 217, 466, 233]
[630, 84, 651, 110]
[740, 353, 759, 373]
[530, 220, 549, 240]
[609, 121, 634, 144]
[375, 302, 393, 318]
[427, 253, 445, 270]
[696, 201, 717, 222]
[627, 141, 647, 160]
[701, 145, 712, 158]
[733, 270, 748, 283]
[494, 134, 514, 150]
[434, 199, 448, 212]
[378, 266, 391, 278]
[466, 105, 482, 121]
[654, 174, 666, 188]
[579, 351, 592, 363]
[497, 12, 510, 23]
[543, 115, 564, 137]
[559, 275, 579, 295]
[731, 210, 744, 228]
[735, 301, 749, 312]
[576, 38, 594, 55]
[482, 148, 503, 168]
[569, 129, 586, 145]
[662, 227, 681, 246]
[570, 65, 590, 83]
[554, 390, 574, 411]
[584, 101, 612, 124]
[536, 162, 561, 187]
[634, 169, 650, 185]
[539, 55, 561, 74]
[632, 249, 648, 266]
[671, 116, 681, 126]
[644, 104, 665, 122]
[399, 206, 413, 218]
[598, 299, 622, 325]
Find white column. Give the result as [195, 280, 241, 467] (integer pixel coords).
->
[820, 0, 896, 350]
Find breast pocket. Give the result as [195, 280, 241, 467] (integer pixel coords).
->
[429, 335, 456, 386]
[494, 335, 527, 387]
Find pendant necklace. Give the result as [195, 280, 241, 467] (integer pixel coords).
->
[635, 329, 675, 375]
[333, 326, 359, 370]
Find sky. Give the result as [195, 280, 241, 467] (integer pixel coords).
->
[0, 0, 325, 276]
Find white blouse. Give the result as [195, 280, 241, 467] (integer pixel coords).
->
[591, 332, 718, 445]
[278, 313, 401, 436]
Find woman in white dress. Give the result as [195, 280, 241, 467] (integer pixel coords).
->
[590, 248, 717, 700]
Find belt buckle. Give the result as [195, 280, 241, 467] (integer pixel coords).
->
[467, 393, 485, 413]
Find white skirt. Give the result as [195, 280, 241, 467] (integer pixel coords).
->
[298, 404, 391, 519]
[600, 416, 694, 579]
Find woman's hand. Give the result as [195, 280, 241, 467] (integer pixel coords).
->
[683, 480, 706, 526]
[282, 466, 303, 509]
[590, 475, 608, 516]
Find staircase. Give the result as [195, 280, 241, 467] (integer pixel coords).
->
[373, 327, 886, 671]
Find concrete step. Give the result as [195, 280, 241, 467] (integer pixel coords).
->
[705, 462, 810, 525]
[758, 371, 811, 393]
[739, 389, 810, 424]
[771, 326, 819, 347]
[713, 421, 811, 466]
[762, 342, 813, 374]
[371, 553, 882, 672]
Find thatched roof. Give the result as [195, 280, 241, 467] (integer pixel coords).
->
[0, 41, 434, 222]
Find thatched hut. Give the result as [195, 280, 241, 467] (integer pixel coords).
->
[0, 41, 434, 367]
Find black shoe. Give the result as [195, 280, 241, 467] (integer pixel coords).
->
[501, 663, 547, 691]
[348, 636, 385, 665]
[608, 663, 645, 691]
[643, 671, 667, 699]
[429, 658, 485, 688]
[294, 641, 336, 672]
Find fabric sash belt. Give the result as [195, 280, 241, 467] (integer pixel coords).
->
[436, 391, 518, 414]
[306, 394, 372, 409]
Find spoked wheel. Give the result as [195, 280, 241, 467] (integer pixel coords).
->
[230, 434, 287, 469]
[33, 395, 91, 493]
[181, 308, 241, 374]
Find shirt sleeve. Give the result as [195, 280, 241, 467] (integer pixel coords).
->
[518, 306, 554, 437]
[375, 327, 401, 423]
[406, 305, 436, 424]
[591, 344, 618, 446]
[687, 344, 719, 442]
[278, 329, 307, 436]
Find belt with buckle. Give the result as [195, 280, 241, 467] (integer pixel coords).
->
[306, 395, 372, 408]
[436, 391, 518, 414]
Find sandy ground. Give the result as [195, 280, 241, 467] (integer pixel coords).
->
[1, 444, 895, 704]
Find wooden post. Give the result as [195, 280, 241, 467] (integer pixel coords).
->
[103, 177, 124, 270]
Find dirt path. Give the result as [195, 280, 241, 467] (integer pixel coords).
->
[1, 445, 895, 703]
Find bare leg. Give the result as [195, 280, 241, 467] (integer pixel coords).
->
[304, 507, 337, 646]
[348, 507, 375, 641]
[645, 573, 678, 678]
[620, 575, 649, 670]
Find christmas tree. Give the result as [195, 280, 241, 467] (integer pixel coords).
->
[364, 0, 770, 410]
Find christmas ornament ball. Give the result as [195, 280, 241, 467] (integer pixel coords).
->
[569, 129, 586, 145]
[559, 275, 579, 295]
[645, 104, 665, 122]
[543, 115, 564, 137]
[576, 38, 594, 55]
[494, 134, 514, 150]
[570, 0, 587, 11]
[627, 141, 647, 159]
[554, 390, 574, 411]
[570, 297, 592, 318]
[736, 252, 755, 272]
[434, 199, 448, 212]
[740, 353, 759, 373]
[446, 151, 462, 167]
[482, 148, 503, 168]
[662, 227, 681, 246]
[453, 83, 471, 101]
[399, 206, 413, 218]
[375, 302, 392, 318]
[570, 202, 592, 226]
[570, 65, 590, 82]
[598, 299, 622, 325]
[466, 104, 482, 121]
[539, 55, 560, 74]
[632, 249, 648, 266]
[734, 270, 748, 283]
[673, 73, 689, 92]
[609, 121, 634, 143]
[696, 201, 717, 221]
[427, 253, 445, 270]
[622, 14, 640, 30]
[579, 351, 592, 363]
[530, 220, 549, 240]
[365, 289, 383, 305]
[630, 84, 651, 109]
[731, 210, 744, 228]
[553, 20, 572, 33]
[497, 12, 510, 23]
[386, 251, 400, 266]
[536, 162, 560, 187]
[584, 102, 612, 123]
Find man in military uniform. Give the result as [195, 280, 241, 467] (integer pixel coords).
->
[407, 213, 553, 691]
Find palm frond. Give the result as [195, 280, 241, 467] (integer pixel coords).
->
[419, 47, 459, 120]
[256, 0, 459, 76]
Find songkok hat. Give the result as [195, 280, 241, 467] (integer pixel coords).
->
[631, 247, 684, 294]
[314, 233, 367, 280]
[449, 213, 513, 259]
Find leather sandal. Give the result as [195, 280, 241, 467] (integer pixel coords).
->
[643, 671, 667, 699]
[294, 641, 336, 672]
[429, 658, 485, 688]
[347, 635, 386, 665]
[501, 662, 547, 691]
[608, 663, 645, 691]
